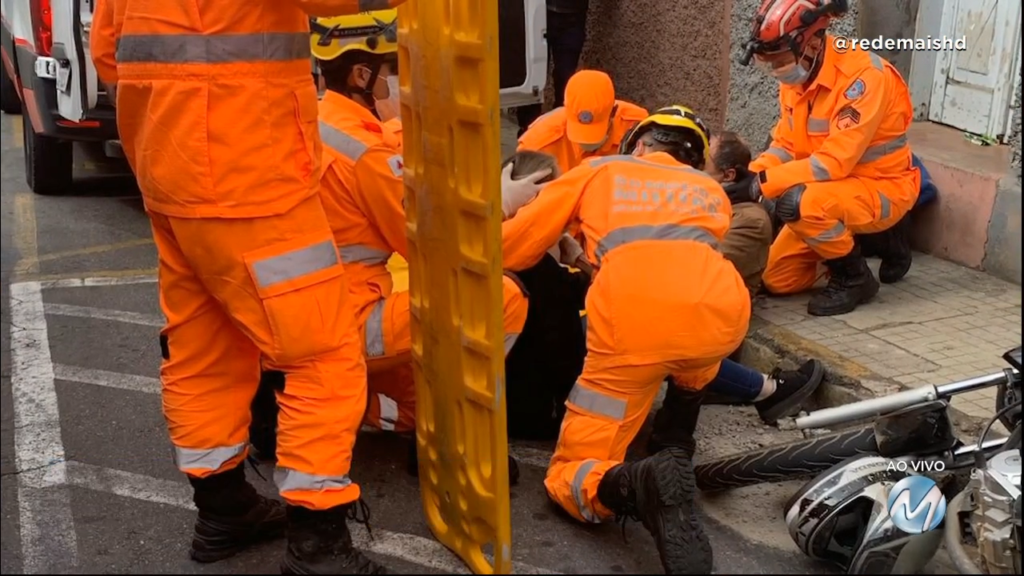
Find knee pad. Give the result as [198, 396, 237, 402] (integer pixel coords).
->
[776, 184, 806, 223]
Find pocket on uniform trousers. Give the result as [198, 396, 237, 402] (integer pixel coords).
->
[243, 232, 348, 368]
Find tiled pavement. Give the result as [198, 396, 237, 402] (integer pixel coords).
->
[754, 254, 1022, 419]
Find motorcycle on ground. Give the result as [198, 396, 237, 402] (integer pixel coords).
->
[694, 348, 1021, 493]
[693, 346, 1021, 574]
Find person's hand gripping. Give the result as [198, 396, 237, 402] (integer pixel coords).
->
[500, 163, 552, 220]
[557, 233, 585, 267]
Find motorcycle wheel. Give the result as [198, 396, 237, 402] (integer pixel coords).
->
[695, 426, 879, 492]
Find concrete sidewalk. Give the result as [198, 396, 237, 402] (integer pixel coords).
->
[744, 253, 1022, 426]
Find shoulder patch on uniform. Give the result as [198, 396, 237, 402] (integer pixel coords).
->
[844, 78, 866, 101]
[387, 154, 404, 177]
[836, 105, 862, 130]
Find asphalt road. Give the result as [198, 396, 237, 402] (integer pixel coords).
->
[0, 110, 849, 575]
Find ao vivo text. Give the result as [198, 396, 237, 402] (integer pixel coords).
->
[886, 459, 947, 473]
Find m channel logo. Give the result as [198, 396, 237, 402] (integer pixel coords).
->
[886, 476, 948, 534]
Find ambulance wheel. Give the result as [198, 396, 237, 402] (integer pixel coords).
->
[23, 117, 73, 195]
[1, 62, 21, 114]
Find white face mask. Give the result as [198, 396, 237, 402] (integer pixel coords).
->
[771, 62, 811, 85]
[374, 75, 401, 122]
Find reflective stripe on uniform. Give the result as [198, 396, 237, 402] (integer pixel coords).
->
[567, 384, 627, 420]
[805, 222, 847, 248]
[174, 443, 246, 472]
[807, 117, 830, 133]
[275, 467, 352, 493]
[594, 223, 719, 266]
[116, 33, 309, 64]
[250, 240, 339, 289]
[859, 134, 908, 164]
[809, 155, 831, 181]
[571, 459, 601, 523]
[868, 51, 884, 70]
[765, 146, 794, 163]
[377, 393, 398, 432]
[365, 299, 386, 358]
[338, 244, 390, 266]
[504, 333, 520, 356]
[319, 122, 369, 162]
[878, 192, 892, 220]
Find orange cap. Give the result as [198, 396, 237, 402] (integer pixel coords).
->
[565, 70, 616, 146]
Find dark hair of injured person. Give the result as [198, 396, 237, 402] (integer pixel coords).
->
[501, 150, 560, 184]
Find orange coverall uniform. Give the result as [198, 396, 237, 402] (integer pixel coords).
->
[517, 101, 649, 174]
[502, 152, 751, 523]
[316, 92, 529, 434]
[753, 39, 920, 294]
[383, 117, 403, 152]
[91, 0, 404, 512]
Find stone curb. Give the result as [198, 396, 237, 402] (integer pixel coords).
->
[739, 316, 991, 436]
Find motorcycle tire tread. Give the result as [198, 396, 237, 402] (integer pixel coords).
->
[694, 426, 879, 492]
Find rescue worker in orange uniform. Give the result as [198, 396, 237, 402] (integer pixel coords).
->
[742, 0, 920, 316]
[90, 0, 407, 573]
[306, 12, 534, 439]
[517, 69, 648, 175]
[502, 106, 751, 574]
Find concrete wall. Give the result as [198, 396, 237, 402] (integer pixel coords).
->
[1011, 67, 1022, 184]
[857, 0, 920, 80]
[984, 70, 1022, 285]
[579, 0, 732, 130]
[725, 0, 861, 153]
[574, 0, 920, 154]
[983, 178, 1022, 285]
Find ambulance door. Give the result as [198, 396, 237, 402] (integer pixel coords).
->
[499, 0, 547, 108]
[51, 0, 98, 121]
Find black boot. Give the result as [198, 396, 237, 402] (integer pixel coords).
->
[280, 502, 387, 574]
[754, 359, 825, 425]
[249, 370, 282, 461]
[406, 436, 520, 486]
[188, 463, 287, 563]
[807, 247, 879, 317]
[596, 449, 713, 574]
[646, 381, 703, 459]
[877, 214, 913, 284]
[855, 232, 881, 258]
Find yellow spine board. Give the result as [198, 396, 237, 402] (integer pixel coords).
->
[397, 1, 512, 574]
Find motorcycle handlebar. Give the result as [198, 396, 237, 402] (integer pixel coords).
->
[795, 371, 1012, 430]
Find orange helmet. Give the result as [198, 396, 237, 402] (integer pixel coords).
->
[739, 0, 849, 65]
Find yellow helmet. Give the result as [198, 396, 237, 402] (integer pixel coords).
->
[619, 105, 712, 160]
[310, 10, 398, 62]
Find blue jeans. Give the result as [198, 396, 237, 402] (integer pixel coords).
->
[705, 359, 764, 401]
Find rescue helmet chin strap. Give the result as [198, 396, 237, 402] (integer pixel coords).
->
[354, 54, 386, 118]
[796, 31, 827, 84]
